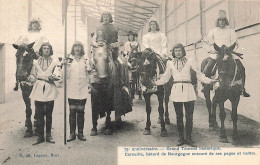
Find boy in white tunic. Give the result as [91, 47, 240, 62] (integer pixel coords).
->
[67, 41, 88, 142]
[124, 31, 140, 58]
[154, 43, 218, 147]
[28, 42, 61, 145]
[142, 17, 168, 60]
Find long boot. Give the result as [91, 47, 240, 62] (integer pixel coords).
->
[67, 108, 77, 142]
[46, 132, 55, 143]
[203, 58, 216, 77]
[77, 111, 86, 141]
[24, 108, 33, 138]
[235, 59, 250, 97]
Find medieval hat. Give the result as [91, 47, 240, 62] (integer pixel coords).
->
[127, 31, 138, 37]
[215, 10, 229, 27]
[148, 17, 160, 31]
[70, 41, 85, 56]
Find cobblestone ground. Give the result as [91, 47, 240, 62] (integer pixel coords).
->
[0, 89, 259, 165]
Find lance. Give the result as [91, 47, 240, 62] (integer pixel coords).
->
[62, 0, 68, 145]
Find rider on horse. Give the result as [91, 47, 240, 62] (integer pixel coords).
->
[88, 12, 131, 136]
[202, 10, 250, 97]
[124, 31, 140, 59]
[142, 17, 169, 61]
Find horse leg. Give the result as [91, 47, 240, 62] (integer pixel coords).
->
[230, 95, 240, 145]
[203, 86, 212, 126]
[104, 111, 112, 135]
[209, 96, 219, 131]
[90, 85, 99, 136]
[143, 93, 152, 135]
[20, 84, 33, 137]
[137, 74, 142, 100]
[218, 102, 228, 143]
[157, 91, 167, 137]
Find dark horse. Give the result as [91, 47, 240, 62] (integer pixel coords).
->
[201, 43, 242, 144]
[13, 42, 38, 137]
[90, 32, 132, 135]
[138, 48, 173, 136]
[128, 44, 142, 101]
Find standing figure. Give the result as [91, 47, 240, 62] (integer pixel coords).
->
[67, 41, 88, 142]
[142, 17, 168, 60]
[28, 42, 62, 145]
[154, 43, 218, 147]
[202, 10, 250, 97]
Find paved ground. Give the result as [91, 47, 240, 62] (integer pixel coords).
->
[0, 89, 259, 165]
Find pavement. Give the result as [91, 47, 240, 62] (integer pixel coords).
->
[0, 88, 259, 165]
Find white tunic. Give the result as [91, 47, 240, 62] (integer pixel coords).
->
[155, 58, 211, 102]
[142, 31, 168, 56]
[29, 58, 60, 101]
[15, 31, 48, 52]
[203, 27, 238, 59]
[124, 41, 140, 55]
[67, 56, 89, 100]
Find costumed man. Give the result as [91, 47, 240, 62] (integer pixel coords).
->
[28, 42, 62, 145]
[89, 12, 131, 136]
[67, 41, 88, 142]
[202, 10, 250, 97]
[142, 17, 169, 60]
[153, 43, 218, 147]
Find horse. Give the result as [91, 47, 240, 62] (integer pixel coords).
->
[90, 31, 132, 136]
[201, 43, 242, 144]
[12, 42, 38, 137]
[138, 48, 173, 136]
[128, 44, 142, 101]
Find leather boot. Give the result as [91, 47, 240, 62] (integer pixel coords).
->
[46, 133, 55, 143]
[33, 135, 45, 145]
[77, 111, 86, 141]
[24, 117, 33, 138]
[67, 108, 77, 142]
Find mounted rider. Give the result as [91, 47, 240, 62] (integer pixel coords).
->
[142, 17, 169, 61]
[124, 31, 140, 59]
[202, 10, 250, 97]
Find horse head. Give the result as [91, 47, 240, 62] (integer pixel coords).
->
[93, 30, 109, 79]
[138, 48, 157, 88]
[214, 43, 237, 88]
[13, 42, 38, 82]
[128, 45, 141, 71]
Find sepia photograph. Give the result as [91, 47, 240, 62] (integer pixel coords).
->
[0, 0, 259, 164]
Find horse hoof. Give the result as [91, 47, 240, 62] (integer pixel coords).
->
[232, 139, 239, 145]
[143, 129, 151, 135]
[160, 130, 168, 137]
[157, 119, 161, 124]
[219, 137, 229, 143]
[165, 118, 171, 125]
[90, 129, 98, 136]
[209, 126, 219, 131]
[34, 120, 37, 127]
[24, 130, 33, 138]
[104, 129, 112, 135]
[13, 87, 18, 91]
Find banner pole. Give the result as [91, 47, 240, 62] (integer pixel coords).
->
[64, 0, 68, 145]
